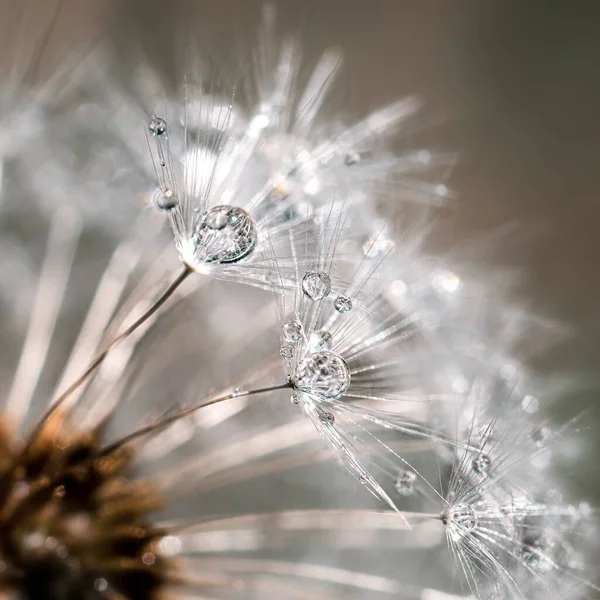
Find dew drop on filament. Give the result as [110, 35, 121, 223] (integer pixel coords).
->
[318, 411, 335, 425]
[334, 295, 353, 313]
[394, 470, 416, 496]
[302, 271, 331, 300]
[294, 351, 351, 400]
[149, 117, 167, 136]
[445, 503, 477, 538]
[472, 454, 491, 475]
[154, 189, 178, 211]
[282, 320, 303, 343]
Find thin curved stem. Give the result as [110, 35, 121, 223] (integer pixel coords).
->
[29, 265, 193, 441]
[100, 381, 293, 456]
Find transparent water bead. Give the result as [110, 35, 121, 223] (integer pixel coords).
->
[154, 189, 178, 211]
[302, 271, 331, 301]
[444, 504, 478, 538]
[149, 117, 167, 136]
[472, 454, 491, 475]
[282, 320, 303, 343]
[194, 205, 257, 264]
[294, 351, 351, 400]
[334, 295, 352, 313]
[280, 344, 294, 359]
[394, 470, 416, 496]
[318, 411, 335, 425]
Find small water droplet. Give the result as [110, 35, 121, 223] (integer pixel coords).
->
[280, 344, 294, 359]
[344, 151, 360, 166]
[142, 552, 156, 566]
[290, 393, 300, 405]
[232, 387, 241, 397]
[334, 295, 352, 313]
[302, 271, 331, 300]
[394, 470, 416, 496]
[94, 578, 108, 592]
[319, 411, 335, 425]
[445, 503, 477, 537]
[149, 116, 167, 136]
[283, 320, 303, 343]
[154, 189, 178, 211]
[472, 454, 491, 475]
[294, 351, 351, 400]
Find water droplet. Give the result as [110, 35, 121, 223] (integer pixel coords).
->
[149, 116, 167, 136]
[344, 151, 360, 166]
[142, 552, 156, 566]
[280, 344, 294, 359]
[194, 205, 257, 264]
[232, 387, 241, 397]
[283, 320, 303, 343]
[445, 503, 477, 537]
[309, 330, 332, 352]
[319, 411, 335, 425]
[472, 454, 491, 475]
[334, 295, 353, 313]
[154, 189, 178, 211]
[302, 271, 331, 300]
[294, 351, 351, 400]
[394, 470, 416, 496]
[290, 393, 300, 405]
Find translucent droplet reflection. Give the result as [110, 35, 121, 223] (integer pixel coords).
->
[318, 411, 335, 425]
[302, 271, 331, 300]
[149, 117, 167, 136]
[445, 503, 477, 538]
[334, 295, 352, 313]
[394, 470, 416, 496]
[154, 189, 178, 211]
[294, 351, 351, 400]
[282, 320, 303, 343]
[194, 205, 257, 264]
[472, 454, 491, 475]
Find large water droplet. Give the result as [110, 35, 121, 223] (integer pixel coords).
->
[194, 205, 257, 264]
[294, 351, 350, 400]
[334, 295, 353, 313]
[149, 117, 167, 136]
[154, 189, 178, 211]
[394, 470, 416, 496]
[302, 271, 331, 300]
[283, 320, 303, 343]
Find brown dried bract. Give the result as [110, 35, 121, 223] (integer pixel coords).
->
[0, 411, 175, 600]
